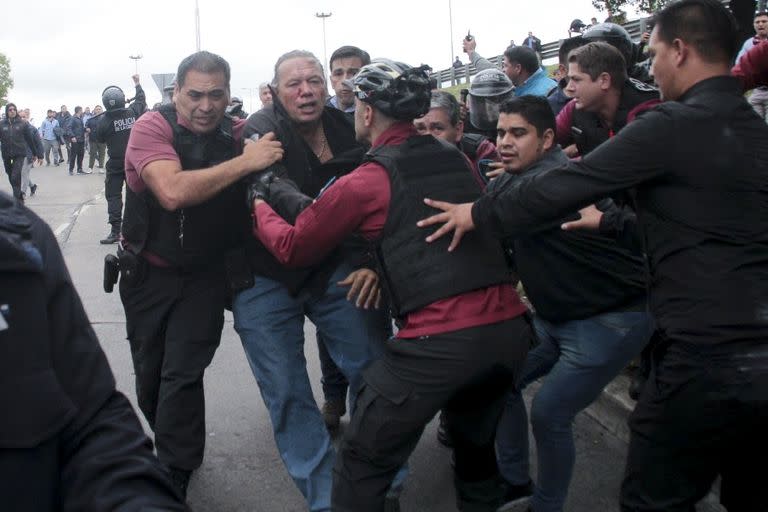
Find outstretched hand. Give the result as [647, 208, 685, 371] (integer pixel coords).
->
[416, 198, 476, 252]
[561, 204, 603, 231]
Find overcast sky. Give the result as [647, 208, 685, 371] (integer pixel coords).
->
[2, 0, 635, 124]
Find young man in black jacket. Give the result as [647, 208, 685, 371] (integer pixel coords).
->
[65, 106, 87, 175]
[419, 2, 768, 510]
[0, 103, 43, 202]
[488, 96, 651, 512]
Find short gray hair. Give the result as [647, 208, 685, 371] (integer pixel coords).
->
[429, 90, 461, 126]
[272, 50, 325, 88]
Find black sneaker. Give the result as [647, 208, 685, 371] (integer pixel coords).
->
[100, 231, 120, 244]
[30, 184, 37, 197]
[168, 467, 192, 500]
[321, 398, 346, 432]
[497, 480, 534, 511]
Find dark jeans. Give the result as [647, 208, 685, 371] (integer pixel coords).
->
[119, 262, 226, 470]
[332, 316, 532, 512]
[68, 141, 84, 172]
[497, 311, 653, 512]
[621, 341, 768, 512]
[2, 155, 24, 200]
[105, 169, 125, 230]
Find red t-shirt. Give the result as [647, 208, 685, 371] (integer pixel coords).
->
[254, 122, 527, 338]
[124, 111, 246, 193]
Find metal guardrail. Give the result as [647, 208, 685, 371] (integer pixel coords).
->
[433, 17, 652, 88]
[433, 0, 733, 88]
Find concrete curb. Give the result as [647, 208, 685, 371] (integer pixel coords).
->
[584, 375, 725, 512]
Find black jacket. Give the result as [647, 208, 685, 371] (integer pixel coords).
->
[55, 112, 71, 142]
[243, 103, 366, 294]
[93, 84, 147, 172]
[473, 76, 768, 349]
[0, 117, 42, 159]
[65, 115, 85, 142]
[487, 148, 645, 322]
[0, 193, 186, 511]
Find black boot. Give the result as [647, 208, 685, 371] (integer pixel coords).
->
[455, 475, 511, 512]
[167, 467, 192, 500]
[100, 228, 120, 244]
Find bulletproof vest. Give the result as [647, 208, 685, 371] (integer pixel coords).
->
[572, 78, 658, 156]
[459, 132, 488, 160]
[368, 135, 511, 318]
[122, 105, 244, 268]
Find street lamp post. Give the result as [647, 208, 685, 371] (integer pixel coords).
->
[129, 53, 143, 75]
[315, 12, 332, 69]
[241, 87, 254, 114]
[448, 0, 455, 65]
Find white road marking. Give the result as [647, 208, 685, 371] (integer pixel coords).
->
[55, 223, 70, 236]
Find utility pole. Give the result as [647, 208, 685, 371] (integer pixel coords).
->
[195, 0, 201, 51]
[129, 53, 143, 75]
[448, 0, 455, 65]
[315, 12, 332, 69]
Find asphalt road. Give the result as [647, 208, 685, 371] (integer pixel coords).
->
[5, 163, 631, 511]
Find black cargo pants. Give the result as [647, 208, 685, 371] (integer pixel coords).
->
[119, 259, 226, 471]
[332, 315, 532, 512]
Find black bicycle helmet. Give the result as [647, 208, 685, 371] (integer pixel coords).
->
[102, 86, 126, 111]
[582, 23, 635, 67]
[351, 59, 431, 120]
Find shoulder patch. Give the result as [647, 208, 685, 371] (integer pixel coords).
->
[627, 78, 657, 93]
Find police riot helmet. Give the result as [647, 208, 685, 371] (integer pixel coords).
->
[231, 96, 243, 105]
[102, 86, 126, 111]
[468, 68, 515, 131]
[350, 59, 431, 121]
[582, 23, 635, 67]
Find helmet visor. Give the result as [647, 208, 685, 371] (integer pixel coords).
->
[468, 91, 513, 131]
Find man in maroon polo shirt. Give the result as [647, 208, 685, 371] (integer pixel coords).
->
[249, 59, 531, 512]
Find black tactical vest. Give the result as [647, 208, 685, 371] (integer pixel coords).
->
[368, 135, 511, 317]
[121, 106, 245, 268]
[572, 78, 658, 156]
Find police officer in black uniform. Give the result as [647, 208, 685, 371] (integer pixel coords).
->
[92, 74, 147, 244]
[116, 51, 283, 499]
[0, 191, 187, 511]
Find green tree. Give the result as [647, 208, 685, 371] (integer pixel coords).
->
[592, 0, 671, 15]
[0, 53, 13, 107]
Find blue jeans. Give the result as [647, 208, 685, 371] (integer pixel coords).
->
[232, 262, 392, 512]
[496, 311, 653, 512]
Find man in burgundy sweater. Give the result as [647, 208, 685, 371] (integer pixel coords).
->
[250, 59, 532, 511]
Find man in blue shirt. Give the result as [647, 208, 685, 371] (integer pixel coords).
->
[503, 46, 558, 97]
[39, 110, 61, 166]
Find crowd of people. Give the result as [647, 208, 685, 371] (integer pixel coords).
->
[2, 0, 768, 511]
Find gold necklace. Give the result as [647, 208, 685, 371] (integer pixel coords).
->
[314, 131, 328, 159]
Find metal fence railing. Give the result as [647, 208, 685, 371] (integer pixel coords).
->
[432, 17, 653, 89]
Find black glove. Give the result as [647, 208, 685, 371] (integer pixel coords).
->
[246, 169, 277, 207]
[269, 178, 312, 224]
